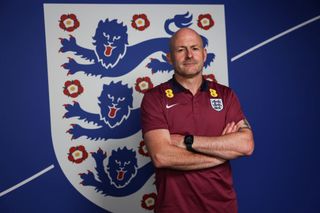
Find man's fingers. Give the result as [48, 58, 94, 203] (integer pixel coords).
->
[222, 123, 230, 135]
[222, 122, 234, 135]
[228, 122, 236, 133]
[232, 122, 238, 132]
[222, 122, 239, 135]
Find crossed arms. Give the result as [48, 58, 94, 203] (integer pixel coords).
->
[143, 119, 254, 170]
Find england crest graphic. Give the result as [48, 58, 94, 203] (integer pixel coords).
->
[44, 4, 228, 212]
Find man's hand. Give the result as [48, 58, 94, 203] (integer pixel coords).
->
[222, 121, 239, 135]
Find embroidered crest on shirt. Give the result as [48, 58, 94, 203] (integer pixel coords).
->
[210, 98, 223, 111]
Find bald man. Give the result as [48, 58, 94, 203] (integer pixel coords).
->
[141, 28, 254, 213]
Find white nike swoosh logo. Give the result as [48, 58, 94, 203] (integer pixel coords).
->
[166, 103, 179, 109]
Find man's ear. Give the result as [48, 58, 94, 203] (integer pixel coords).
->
[203, 48, 207, 62]
[166, 52, 173, 65]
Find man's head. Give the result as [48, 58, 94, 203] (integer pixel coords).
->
[167, 28, 207, 79]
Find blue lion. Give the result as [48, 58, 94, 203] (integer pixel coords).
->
[60, 12, 215, 77]
[80, 147, 154, 197]
[64, 81, 140, 140]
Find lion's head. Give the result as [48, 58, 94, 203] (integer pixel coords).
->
[93, 19, 128, 69]
[98, 81, 133, 128]
[107, 147, 138, 188]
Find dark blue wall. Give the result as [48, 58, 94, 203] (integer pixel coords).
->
[1, 0, 319, 212]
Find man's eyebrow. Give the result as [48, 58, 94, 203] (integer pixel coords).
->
[175, 44, 201, 49]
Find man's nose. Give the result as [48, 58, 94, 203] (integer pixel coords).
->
[186, 49, 193, 58]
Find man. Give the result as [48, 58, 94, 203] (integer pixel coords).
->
[141, 28, 254, 213]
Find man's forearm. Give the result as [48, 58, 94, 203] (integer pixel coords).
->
[170, 120, 254, 160]
[192, 128, 254, 160]
[150, 144, 226, 170]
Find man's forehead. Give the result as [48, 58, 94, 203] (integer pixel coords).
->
[174, 36, 202, 46]
[169, 28, 204, 50]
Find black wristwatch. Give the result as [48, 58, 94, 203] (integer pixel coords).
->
[184, 135, 195, 152]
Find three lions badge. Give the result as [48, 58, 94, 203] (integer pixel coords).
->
[44, 4, 228, 212]
[211, 98, 224, 111]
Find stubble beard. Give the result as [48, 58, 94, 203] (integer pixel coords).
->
[176, 69, 202, 79]
[175, 61, 203, 79]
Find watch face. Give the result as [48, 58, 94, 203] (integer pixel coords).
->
[185, 135, 193, 145]
[184, 135, 194, 152]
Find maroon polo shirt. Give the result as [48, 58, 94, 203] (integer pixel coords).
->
[141, 76, 245, 213]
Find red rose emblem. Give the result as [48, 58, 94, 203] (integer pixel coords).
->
[203, 74, 217, 83]
[59, 14, 80, 32]
[68, 145, 88, 164]
[141, 193, 157, 210]
[197, 14, 214, 30]
[135, 77, 153, 94]
[131, 14, 150, 31]
[63, 80, 84, 98]
[138, 141, 149, 157]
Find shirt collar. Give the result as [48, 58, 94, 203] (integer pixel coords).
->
[169, 75, 208, 93]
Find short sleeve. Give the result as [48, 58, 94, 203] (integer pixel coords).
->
[224, 89, 246, 124]
[141, 89, 168, 135]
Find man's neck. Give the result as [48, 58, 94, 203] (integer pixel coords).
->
[174, 73, 203, 95]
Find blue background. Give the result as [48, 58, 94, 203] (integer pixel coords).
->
[1, 0, 319, 212]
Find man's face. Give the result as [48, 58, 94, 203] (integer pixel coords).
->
[168, 29, 207, 78]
